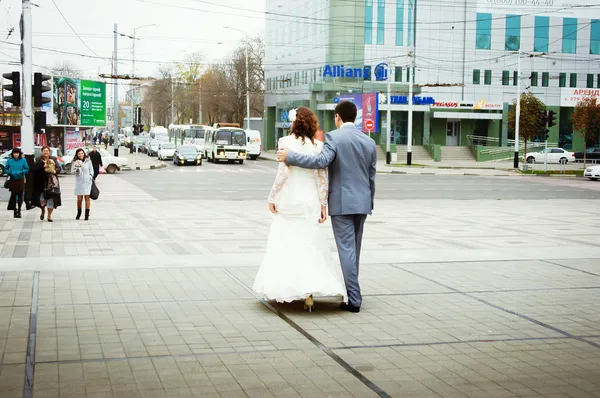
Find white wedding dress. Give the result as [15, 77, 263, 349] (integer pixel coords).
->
[252, 135, 347, 303]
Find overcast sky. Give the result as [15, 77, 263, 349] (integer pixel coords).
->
[0, 0, 266, 79]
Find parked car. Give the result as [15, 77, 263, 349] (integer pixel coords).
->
[173, 146, 202, 166]
[157, 142, 176, 160]
[63, 148, 127, 174]
[0, 151, 9, 176]
[245, 130, 262, 160]
[525, 148, 575, 164]
[146, 140, 162, 157]
[584, 165, 600, 181]
[574, 147, 600, 162]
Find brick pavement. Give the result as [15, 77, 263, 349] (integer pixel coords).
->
[0, 175, 599, 397]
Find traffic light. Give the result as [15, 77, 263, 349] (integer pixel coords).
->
[2, 71, 21, 107]
[543, 129, 549, 141]
[547, 110, 557, 128]
[539, 110, 547, 125]
[33, 73, 51, 107]
[34, 111, 46, 133]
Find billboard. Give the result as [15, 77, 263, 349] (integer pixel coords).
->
[560, 88, 600, 107]
[339, 93, 380, 133]
[476, 0, 599, 19]
[65, 129, 85, 151]
[52, 77, 107, 127]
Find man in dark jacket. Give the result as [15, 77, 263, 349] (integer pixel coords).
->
[89, 146, 103, 180]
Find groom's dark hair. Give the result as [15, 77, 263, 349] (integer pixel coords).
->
[334, 101, 357, 123]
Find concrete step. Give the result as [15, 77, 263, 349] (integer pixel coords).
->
[442, 146, 475, 161]
[396, 146, 432, 163]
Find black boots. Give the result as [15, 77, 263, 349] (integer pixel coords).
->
[76, 209, 82, 220]
[84, 209, 90, 221]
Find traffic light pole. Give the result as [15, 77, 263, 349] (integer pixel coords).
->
[113, 24, 119, 157]
[514, 50, 521, 169]
[21, 0, 34, 157]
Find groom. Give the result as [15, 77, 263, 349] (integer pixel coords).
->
[277, 101, 377, 313]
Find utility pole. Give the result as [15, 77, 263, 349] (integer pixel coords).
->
[170, 77, 174, 126]
[514, 49, 521, 169]
[113, 24, 119, 156]
[244, 42, 250, 130]
[21, 1, 34, 158]
[385, 57, 392, 164]
[198, 79, 203, 124]
[407, 50, 415, 166]
[130, 31, 136, 136]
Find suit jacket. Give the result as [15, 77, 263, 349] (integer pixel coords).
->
[286, 125, 377, 216]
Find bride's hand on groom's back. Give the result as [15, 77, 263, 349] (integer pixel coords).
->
[318, 205, 327, 224]
[269, 203, 278, 214]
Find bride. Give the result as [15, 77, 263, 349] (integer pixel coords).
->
[252, 107, 347, 311]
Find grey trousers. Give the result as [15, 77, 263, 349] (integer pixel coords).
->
[331, 214, 367, 307]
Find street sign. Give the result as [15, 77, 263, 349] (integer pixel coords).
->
[365, 119, 375, 130]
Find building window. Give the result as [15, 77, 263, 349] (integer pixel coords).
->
[562, 18, 577, 54]
[395, 0, 404, 46]
[502, 70, 510, 85]
[559, 73, 566, 87]
[542, 72, 549, 87]
[377, 0, 385, 45]
[365, 0, 373, 45]
[513, 71, 518, 86]
[473, 69, 481, 85]
[484, 70, 492, 85]
[505, 15, 521, 51]
[534, 16, 550, 52]
[476, 13, 492, 50]
[407, 0, 414, 46]
[395, 66, 402, 82]
[591, 19, 600, 54]
[530, 72, 538, 87]
[364, 66, 372, 80]
[570, 73, 577, 87]
[587, 74, 594, 88]
[598, 74, 600, 88]
[406, 67, 411, 82]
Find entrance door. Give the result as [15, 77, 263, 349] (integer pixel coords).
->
[446, 121, 461, 146]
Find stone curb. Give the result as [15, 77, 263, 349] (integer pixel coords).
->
[120, 162, 167, 172]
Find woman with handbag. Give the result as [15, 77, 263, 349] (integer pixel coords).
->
[31, 146, 62, 222]
[4, 148, 29, 218]
[72, 148, 94, 220]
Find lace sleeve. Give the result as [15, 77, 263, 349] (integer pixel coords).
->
[268, 163, 290, 204]
[315, 168, 328, 206]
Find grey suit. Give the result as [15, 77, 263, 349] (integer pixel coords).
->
[286, 124, 377, 307]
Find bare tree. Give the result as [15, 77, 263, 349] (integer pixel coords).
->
[50, 61, 82, 78]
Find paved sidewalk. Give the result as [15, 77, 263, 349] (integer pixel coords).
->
[0, 177, 599, 397]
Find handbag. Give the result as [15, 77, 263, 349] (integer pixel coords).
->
[90, 181, 100, 200]
[99, 166, 106, 174]
[3, 177, 9, 189]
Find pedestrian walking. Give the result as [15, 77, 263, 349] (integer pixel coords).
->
[31, 146, 62, 222]
[72, 148, 94, 220]
[89, 145, 103, 180]
[4, 148, 29, 218]
[102, 135, 109, 149]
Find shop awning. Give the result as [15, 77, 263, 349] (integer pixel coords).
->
[432, 112, 502, 120]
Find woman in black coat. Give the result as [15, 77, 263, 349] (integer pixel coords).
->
[31, 146, 62, 222]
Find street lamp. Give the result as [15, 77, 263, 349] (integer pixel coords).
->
[224, 26, 251, 130]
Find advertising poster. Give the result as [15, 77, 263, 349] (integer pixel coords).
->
[339, 94, 363, 130]
[34, 133, 47, 147]
[52, 77, 106, 127]
[12, 133, 21, 149]
[46, 129, 64, 151]
[65, 129, 84, 151]
[0, 131, 11, 152]
[361, 93, 379, 133]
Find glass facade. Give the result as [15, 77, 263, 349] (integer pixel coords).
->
[407, 0, 413, 46]
[505, 15, 521, 51]
[534, 16, 550, 52]
[365, 0, 373, 44]
[562, 18, 577, 54]
[377, 0, 385, 45]
[396, 0, 404, 46]
[591, 20, 600, 55]
[476, 13, 492, 50]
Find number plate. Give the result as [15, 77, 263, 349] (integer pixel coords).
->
[227, 153, 237, 159]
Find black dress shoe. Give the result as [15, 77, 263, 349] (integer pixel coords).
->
[340, 303, 360, 313]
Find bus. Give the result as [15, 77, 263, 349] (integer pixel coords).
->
[204, 126, 247, 164]
[168, 124, 209, 146]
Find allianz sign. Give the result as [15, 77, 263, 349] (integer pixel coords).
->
[323, 62, 389, 81]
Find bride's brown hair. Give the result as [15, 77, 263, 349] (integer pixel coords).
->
[291, 107, 319, 144]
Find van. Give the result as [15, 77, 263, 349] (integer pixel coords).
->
[245, 130, 261, 160]
[205, 127, 247, 164]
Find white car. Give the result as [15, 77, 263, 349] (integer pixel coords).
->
[525, 148, 575, 164]
[584, 165, 600, 181]
[190, 138, 205, 157]
[157, 142, 176, 160]
[64, 148, 128, 174]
